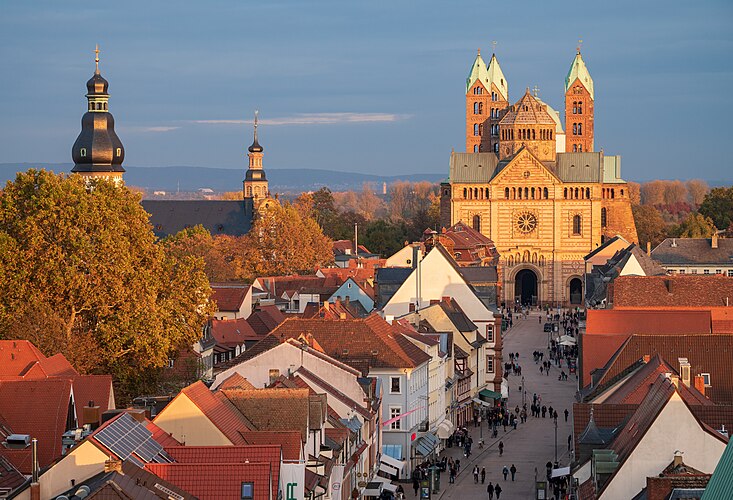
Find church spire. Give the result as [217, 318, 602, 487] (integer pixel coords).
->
[71, 45, 125, 183]
[565, 48, 594, 100]
[248, 110, 263, 153]
[565, 46, 595, 152]
[244, 111, 268, 201]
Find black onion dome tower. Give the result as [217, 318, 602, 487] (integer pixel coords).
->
[71, 45, 125, 182]
[243, 110, 269, 202]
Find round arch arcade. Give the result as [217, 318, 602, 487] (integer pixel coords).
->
[514, 268, 539, 306]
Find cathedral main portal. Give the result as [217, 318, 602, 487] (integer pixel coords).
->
[515, 269, 538, 306]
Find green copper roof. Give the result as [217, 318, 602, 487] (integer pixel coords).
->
[701, 438, 733, 499]
[487, 54, 508, 100]
[565, 51, 594, 100]
[466, 51, 489, 93]
[466, 52, 508, 100]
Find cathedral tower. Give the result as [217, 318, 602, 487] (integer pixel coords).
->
[71, 46, 125, 184]
[465, 49, 508, 153]
[243, 111, 269, 203]
[564, 48, 594, 152]
[498, 89, 557, 162]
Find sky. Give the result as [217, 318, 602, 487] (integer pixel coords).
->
[0, 0, 731, 182]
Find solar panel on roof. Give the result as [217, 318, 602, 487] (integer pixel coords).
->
[94, 412, 166, 463]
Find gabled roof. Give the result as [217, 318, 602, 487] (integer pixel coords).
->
[486, 53, 508, 100]
[466, 50, 489, 93]
[702, 438, 733, 499]
[240, 431, 302, 461]
[210, 283, 250, 312]
[449, 152, 500, 183]
[246, 305, 286, 336]
[211, 318, 258, 347]
[595, 334, 733, 403]
[294, 367, 372, 419]
[612, 275, 733, 308]
[652, 237, 733, 266]
[142, 200, 252, 238]
[0, 378, 73, 473]
[499, 89, 556, 126]
[218, 372, 256, 391]
[174, 381, 253, 444]
[145, 462, 272, 500]
[0, 340, 76, 379]
[438, 298, 478, 332]
[585, 235, 631, 260]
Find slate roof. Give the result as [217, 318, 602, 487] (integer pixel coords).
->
[439, 299, 478, 333]
[145, 462, 272, 500]
[210, 284, 250, 312]
[457, 265, 499, 283]
[142, 200, 252, 238]
[612, 275, 733, 308]
[652, 237, 733, 266]
[595, 334, 733, 403]
[448, 152, 501, 183]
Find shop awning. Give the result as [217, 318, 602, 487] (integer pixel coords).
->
[479, 389, 502, 400]
[435, 419, 455, 439]
[412, 433, 439, 456]
[551, 466, 571, 479]
[362, 482, 382, 497]
[559, 335, 577, 344]
[372, 476, 398, 492]
[379, 454, 404, 475]
[472, 397, 492, 407]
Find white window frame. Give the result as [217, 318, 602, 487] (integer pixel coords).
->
[486, 355, 494, 374]
[390, 406, 402, 430]
[701, 373, 711, 387]
[486, 324, 494, 342]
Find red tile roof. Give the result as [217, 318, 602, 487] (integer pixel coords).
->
[239, 431, 302, 461]
[211, 317, 259, 347]
[72, 375, 114, 424]
[164, 445, 281, 499]
[0, 379, 72, 473]
[211, 284, 250, 312]
[612, 275, 733, 308]
[595, 334, 733, 403]
[586, 309, 712, 335]
[171, 381, 253, 444]
[0, 340, 76, 379]
[145, 462, 273, 500]
[0, 455, 25, 493]
[247, 305, 286, 336]
[218, 372, 257, 390]
[146, 420, 182, 448]
[581, 333, 639, 389]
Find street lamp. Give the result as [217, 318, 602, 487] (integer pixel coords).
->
[521, 376, 526, 406]
[554, 417, 558, 464]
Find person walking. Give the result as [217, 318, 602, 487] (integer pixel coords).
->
[486, 482, 494, 500]
[495, 483, 502, 499]
[413, 477, 419, 496]
[481, 467, 486, 484]
[564, 408, 569, 422]
[502, 465, 509, 481]
[510, 464, 517, 481]
[568, 434, 573, 451]
[498, 440, 504, 456]
[474, 465, 479, 483]
[449, 466, 455, 484]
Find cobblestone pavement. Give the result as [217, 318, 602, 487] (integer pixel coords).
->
[433, 310, 578, 500]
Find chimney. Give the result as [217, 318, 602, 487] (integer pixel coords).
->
[30, 438, 40, 500]
[673, 452, 683, 467]
[104, 456, 123, 474]
[82, 401, 101, 429]
[646, 241, 651, 254]
[667, 373, 680, 388]
[712, 232, 719, 249]
[678, 358, 691, 387]
[385, 315, 394, 325]
[665, 279, 674, 294]
[642, 354, 651, 363]
[323, 301, 330, 311]
[694, 375, 706, 396]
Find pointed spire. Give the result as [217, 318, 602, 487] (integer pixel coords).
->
[486, 52, 508, 101]
[248, 110, 263, 153]
[94, 44, 100, 75]
[466, 50, 488, 93]
[565, 48, 594, 100]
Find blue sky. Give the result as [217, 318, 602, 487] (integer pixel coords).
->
[0, 0, 731, 182]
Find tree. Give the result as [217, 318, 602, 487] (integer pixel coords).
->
[162, 225, 237, 282]
[627, 182, 641, 206]
[699, 187, 733, 231]
[663, 180, 688, 205]
[0, 170, 214, 398]
[221, 202, 333, 280]
[640, 180, 666, 205]
[686, 179, 709, 206]
[632, 204, 668, 249]
[361, 219, 410, 258]
[670, 212, 717, 238]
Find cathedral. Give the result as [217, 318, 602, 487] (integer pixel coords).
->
[440, 48, 638, 307]
[70, 48, 270, 237]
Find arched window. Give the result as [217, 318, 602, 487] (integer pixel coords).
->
[572, 123, 578, 135]
[578, 144, 583, 152]
[586, 187, 590, 199]
[478, 124, 483, 136]
[485, 188, 489, 198]
[475, 87, 482, 95]
[103, 103, 108, 110]
[532, 253, 538, 264]
[574, 188, 579, 199]
[573, 102, 577, 114]
[474, 188, 479, 199]
[116, 148, 122, 157]
[563, 187, 568, 199]
[539, 255, 545, 266]
[611, 189, 615, 199]
[544, 187, 549, 199]
[573, 215, 582, 235]
[524, 187, 529, 199]
[508, 256, 513, 266]
[463, 188, 467, 198]
[80, 148, 87, 157]
[494, 143, 499, 153]
[247, 186, 252, 196]
[531, 187, 536, 199]
[578, 123, 582, 135]
[518, 188, 522, 200]
[578, 102, 583, 114]
[532, 129, 536, 140]
[601, 207, 607, 227]
[523, 251, 530, 263]
[474, 124, 480, 136]
[621, 189, 624, 197]
[550, 130, 553, 140]
[472, 214, 481, 232]
[492, 92, 497, 101]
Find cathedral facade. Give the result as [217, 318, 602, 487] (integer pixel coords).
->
[441, 49, 638, 307]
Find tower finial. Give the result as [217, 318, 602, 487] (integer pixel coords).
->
[577, 39, 583, 54]
[254, 110, 259, 141]
[491, 40, 497, 54]
[533, 85, 540, 97]
[94, 44, 100, 74]
[477, 48, 480, 56]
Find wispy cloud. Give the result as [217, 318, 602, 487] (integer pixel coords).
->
[122, 126, 181, 133]
[192, 112, 410, 126]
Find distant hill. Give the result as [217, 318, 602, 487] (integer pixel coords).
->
[0, 163, 445, 193]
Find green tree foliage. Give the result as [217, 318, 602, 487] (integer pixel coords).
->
[220, 202, 333, 280]
[361, 219, 410, 257]
[0, 170, 214, 397]
[632, 204, 668, 249]
[699, 187, 733, 232]
[669, 212, 717, 238]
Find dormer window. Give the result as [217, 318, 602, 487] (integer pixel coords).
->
[80, 148, 87, 157]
